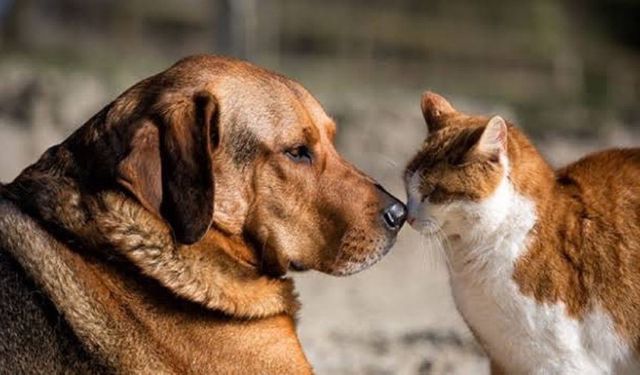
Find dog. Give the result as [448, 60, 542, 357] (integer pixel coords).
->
[0, 55, 406, 374]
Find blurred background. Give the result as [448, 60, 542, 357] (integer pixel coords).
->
[0, 1, 638, 374]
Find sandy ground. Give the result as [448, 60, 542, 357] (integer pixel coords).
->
[1, 70, 638, 374]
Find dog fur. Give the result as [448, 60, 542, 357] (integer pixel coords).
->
[0, 55, 404, 374]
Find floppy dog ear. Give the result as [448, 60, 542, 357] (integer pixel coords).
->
[117, 91, 217, 244]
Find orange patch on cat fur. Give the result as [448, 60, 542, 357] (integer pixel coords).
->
[513, 149, 640, 337]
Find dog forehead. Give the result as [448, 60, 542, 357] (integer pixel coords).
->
[156, 55, 334, 146]
[213, 75, 332, 145]
[274, 79, 336, 143]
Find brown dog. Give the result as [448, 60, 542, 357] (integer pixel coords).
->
[0, 55, 406, 373]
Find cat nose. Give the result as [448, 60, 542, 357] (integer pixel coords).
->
[375, 184, 407, 231]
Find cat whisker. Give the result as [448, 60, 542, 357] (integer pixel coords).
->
[420, 233, 438, 270]
[420, 234, 437, 271]
[418, 224, 452, 272]
[434, 229, 453, 270]
[429, 236, 444, 270]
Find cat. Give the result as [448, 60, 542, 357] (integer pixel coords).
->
[404, 91, 640, 375]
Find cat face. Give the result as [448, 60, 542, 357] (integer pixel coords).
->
[404, 92, 510, 237]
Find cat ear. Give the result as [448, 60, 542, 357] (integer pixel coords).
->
[420, 91, 456, 133]
[476, 116, 508, 158]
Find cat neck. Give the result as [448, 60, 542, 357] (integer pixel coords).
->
[445, 171, 538, 276]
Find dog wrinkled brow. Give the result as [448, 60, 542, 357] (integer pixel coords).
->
[228, 126, 262, 166]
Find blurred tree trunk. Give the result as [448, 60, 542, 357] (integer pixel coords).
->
[2, 0, 29, 50]
[217, 0, 258, 59]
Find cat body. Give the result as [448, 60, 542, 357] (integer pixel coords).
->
[405, 92, 640, 374]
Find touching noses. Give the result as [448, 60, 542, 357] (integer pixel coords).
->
[375, 184, 407, 231]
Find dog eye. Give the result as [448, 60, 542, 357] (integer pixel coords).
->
[285, 145, 313, 165]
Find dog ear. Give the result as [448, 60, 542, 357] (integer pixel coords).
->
[117, 91, 218, 244]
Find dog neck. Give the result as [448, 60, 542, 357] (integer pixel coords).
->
[3, 147, 298, 319]
[93, 191, 300, 318]
[0, 196, 311, 373]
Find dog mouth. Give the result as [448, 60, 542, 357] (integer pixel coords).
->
[326, 232, 397, 277]
[287, 233, 396, 276]
[329, 250, 388, 276]
[289, 260, 309, 272]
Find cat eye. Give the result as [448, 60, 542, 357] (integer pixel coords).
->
[420, 185, 436, 202]
[285, 145, 313, 165]
[448, 153, 470, 167]
[422, 186, 450, 204]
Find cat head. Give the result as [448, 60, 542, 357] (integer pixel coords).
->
[404, 92, 513, 238]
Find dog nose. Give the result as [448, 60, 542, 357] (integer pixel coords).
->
[383, 202, 407, 231]
[376, 184, 407, 231]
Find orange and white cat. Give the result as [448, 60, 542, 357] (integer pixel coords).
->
[404, 92, 640, 374]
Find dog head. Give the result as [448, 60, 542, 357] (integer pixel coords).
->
[80, 55, 406, 277]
